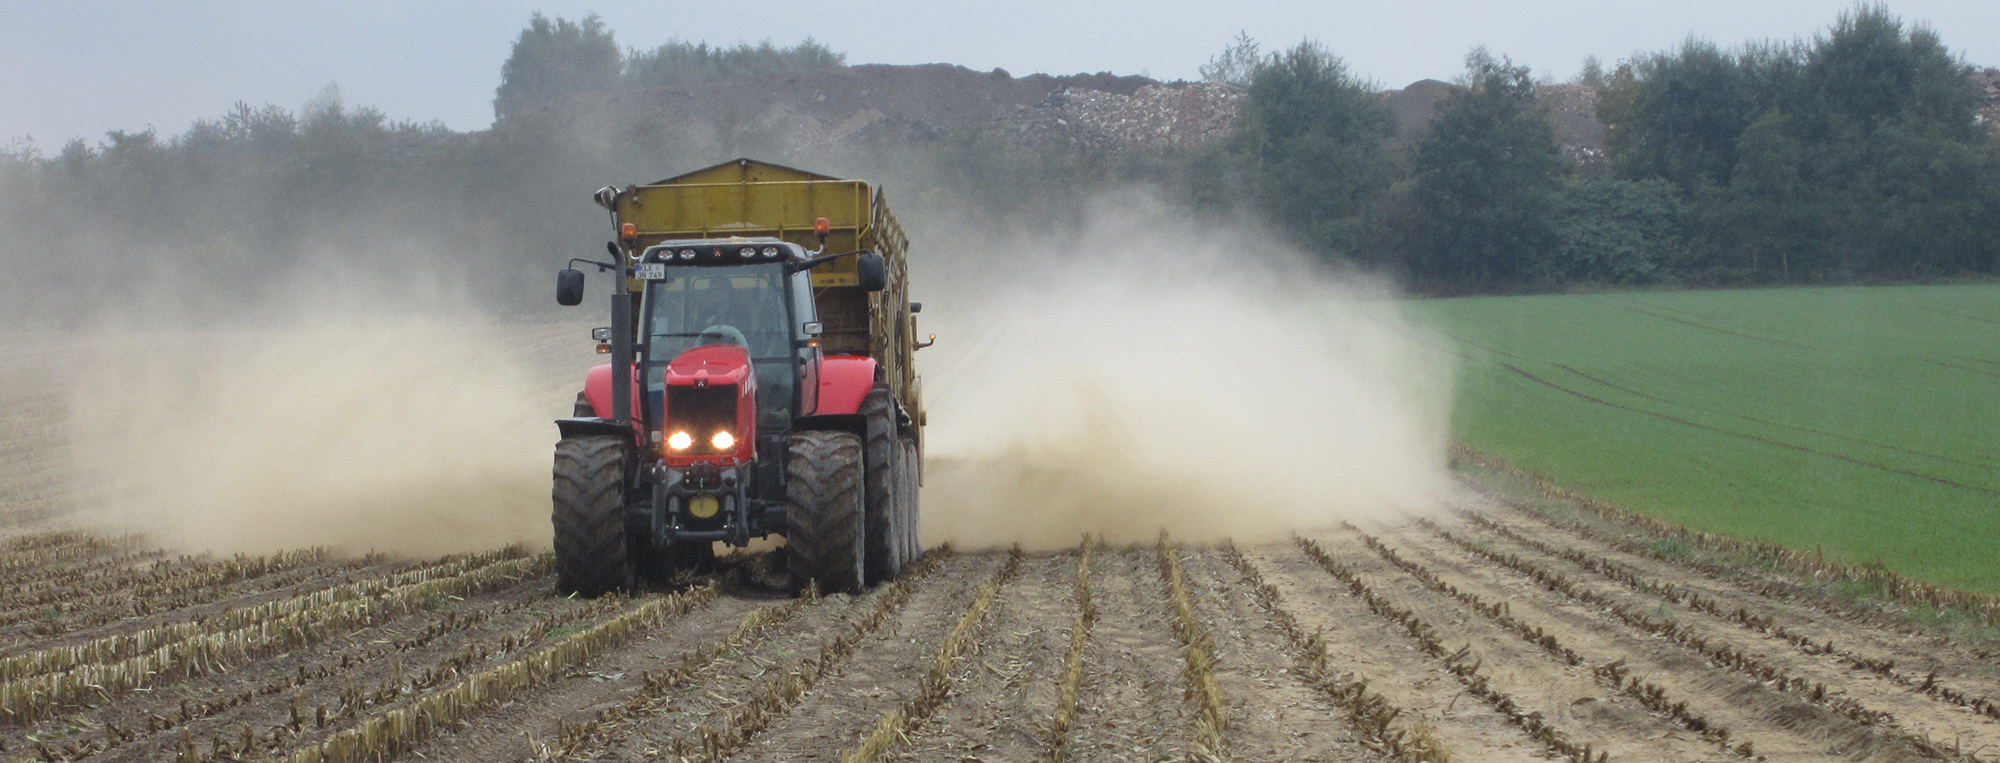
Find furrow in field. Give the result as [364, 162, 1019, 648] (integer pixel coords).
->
[597, 549, 969, 762]
[878, 548, 1072, 763]
[1061, 547, 1195, 761]
[1475, 489, 2000, 672]
[0, 554, 415, 659]
[8, 571, 594, 763]
[1156, 539, 1229, 761]
[842, 548, 1025, 762]
[487, 577, 880, 762]
[1039, 540, 1097, 763]
[263, 581, 720, 763]
[1454, 447, 2000, 627]
[1341, 522, 1936, 761]
[1277, 534, 1696, 762]
[1188, 544, 1411, 762]
[0, 549, 372, 644]
[0, 551, 550, 722]
[1403, 517, 1996, 761]
[711, 550, 1001, 762]
[0, 536, 144, 579]
[487, 584, 829, 762]
[1454, 504, 2000, 735]
[0, 548, 523, 683]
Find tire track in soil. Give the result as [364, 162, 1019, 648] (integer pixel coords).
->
[1444, 507, 2000, 759]
[1063, 547, 1195, 763]
[1468, 495, 2000, 717]
[1175, 547, 1386, 762]
[7, 572, 587, 763]
[1245, 541, 1703, 762]
[1339, 523, 1930, 761]
[726, 554, 1007, 762]
[883, 552, 1071, 763]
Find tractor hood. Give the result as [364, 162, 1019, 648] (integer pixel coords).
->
[661, 343, 754, 387]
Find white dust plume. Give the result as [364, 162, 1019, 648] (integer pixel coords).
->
[65, 301, 581, 557]
[915, 199, 1456, 550]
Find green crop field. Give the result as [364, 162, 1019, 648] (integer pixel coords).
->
[1412, 284, 2000, 593]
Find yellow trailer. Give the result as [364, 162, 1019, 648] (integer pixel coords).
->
[606, 158, 923, 437]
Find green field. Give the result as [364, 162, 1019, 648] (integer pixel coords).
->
[1413, 284, 2000, 592]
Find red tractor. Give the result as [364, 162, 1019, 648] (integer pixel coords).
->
[552, 159, 929, 596]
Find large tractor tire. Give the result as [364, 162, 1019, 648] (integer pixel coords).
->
[900, 436, 922, 563]
[552, 436, 634, 597]
[785, 430, 867, 594]
[861, 388, 905, 584]
[571, 391, 594, 417]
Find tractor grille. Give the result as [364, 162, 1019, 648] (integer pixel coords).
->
[664, 385, 738, 453]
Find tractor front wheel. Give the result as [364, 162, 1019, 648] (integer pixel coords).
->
[785, 430, 867, 595]
[552, 436, 634, 597]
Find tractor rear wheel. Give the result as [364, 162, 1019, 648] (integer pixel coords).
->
[861, 388, 904, 584]
[900, 436, 922, 563]
[785, 430, 866, 595]
[552, 436, 634, 597]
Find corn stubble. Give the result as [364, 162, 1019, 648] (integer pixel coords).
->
[0, 549, 547, 723]
[276, 581, 718, 763]
[842, 547, 1023, 762]
[5, 469, 1998, 763]
[1041, 537, 1098, 763]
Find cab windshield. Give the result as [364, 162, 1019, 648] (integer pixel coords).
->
[642, 263, 796, 430]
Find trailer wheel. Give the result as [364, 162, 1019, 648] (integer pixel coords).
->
[900, 436, 922, 563]
[786, 430, 866, 594]
[552, 436, 634, 597]
[861, 388, 904, 584]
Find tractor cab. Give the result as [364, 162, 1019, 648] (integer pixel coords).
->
[635, 239, 819, 437]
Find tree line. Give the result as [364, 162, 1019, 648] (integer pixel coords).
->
[1196, 4, 1999, 290]
[1, 5, 1992, 322]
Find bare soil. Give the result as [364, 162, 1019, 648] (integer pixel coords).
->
[8, 332, 2000, 762]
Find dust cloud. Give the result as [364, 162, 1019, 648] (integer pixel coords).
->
[916, 197, 1456, 550]
[62, 279, 575, 557]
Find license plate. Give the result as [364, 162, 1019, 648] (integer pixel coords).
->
[634, 263, 667, 280]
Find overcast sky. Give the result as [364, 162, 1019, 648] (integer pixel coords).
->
[4, 0, 1995, 148]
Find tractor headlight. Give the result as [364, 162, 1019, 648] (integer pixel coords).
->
[711, 430, 735, 450]
[667, 431, 693, 451]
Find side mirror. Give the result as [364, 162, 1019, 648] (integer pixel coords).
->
[556, 268, 585, 306]
[856, 252, 886, 292]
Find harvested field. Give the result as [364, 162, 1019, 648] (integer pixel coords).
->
[6, 487, 2000, 762]
[8, 329, 2000, 762]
